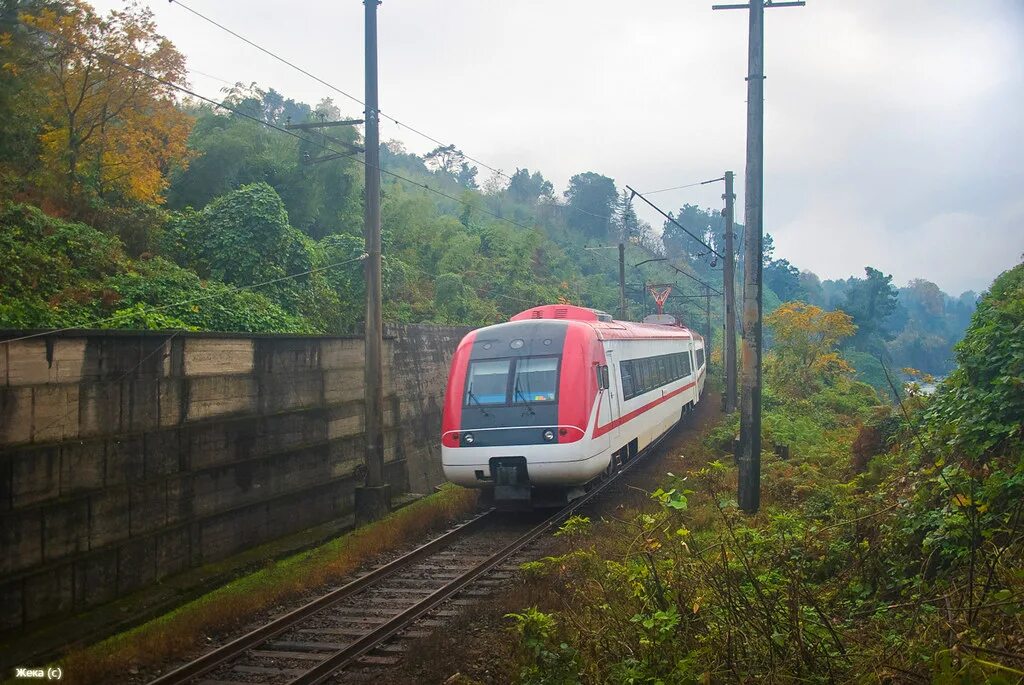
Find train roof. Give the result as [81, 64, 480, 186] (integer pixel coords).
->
[509, 304, 702, 342]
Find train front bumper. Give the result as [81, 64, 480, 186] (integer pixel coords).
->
[442, 442, 608, 488]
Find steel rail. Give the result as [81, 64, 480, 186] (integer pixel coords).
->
[289, 428, 667, 684]
[147, 508, 495, 685]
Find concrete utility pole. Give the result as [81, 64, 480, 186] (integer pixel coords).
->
[705, 285, 712, 366]
[713, 0, 804, 514]
[618, 243, 627, 320]
[722, 171, 737, 413]
[356, 0, 390, 524]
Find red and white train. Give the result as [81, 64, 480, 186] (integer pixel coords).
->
[441, 304, 706, 506]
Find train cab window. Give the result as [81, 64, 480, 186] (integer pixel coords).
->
[513, 357, 558, 404]
[465, 359, 511, 405]
[596, 365, 610, 390]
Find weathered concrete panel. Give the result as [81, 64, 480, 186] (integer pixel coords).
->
[104, 436, 144, 486]
[73, 549, 118, 607]
[184, 339, 254, 377]
[143, 430, 180, 478]
[319, 338, 362, 370]
[116, 537, 155, 594]
[323, 368, 364, 405]
[257, 339, 319, 374]
[0, 387, 32, 445]
[158, 379, 183, 426]
[78, 382, 120, 438]
[11, 446, 59, 507]
[121, 378, 161, 433]
[128, 481, 166, 536]
[260, 371, 322, 415]
[154, 526, 190, 580]
[23, 564, 73, 623]
[5, 341, 50, 386]
[0, 510, 42, 573]
[32, 384, 80, 443]
[186, 376, 258, 421]
[0, 579, 22, 632]
[327, 403, 363, 440]
[42, 498, 90, 562]
[59, 441, 105, 496]
[88, 490, 129, 550]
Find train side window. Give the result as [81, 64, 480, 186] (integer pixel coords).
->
[680, 352, 691, 377]
[620, 361, 634, 399]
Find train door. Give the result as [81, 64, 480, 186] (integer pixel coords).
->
[592, 352, 619, 461]
[605, 351, 621, 433]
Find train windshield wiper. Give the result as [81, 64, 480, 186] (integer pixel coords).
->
[467, 389, 491, 417]
[514, 381, 536, 416]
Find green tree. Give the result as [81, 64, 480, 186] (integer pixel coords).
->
[564, 171, 617, 238]
[844, 266, 898, 352]
[506, 168, 553, 205]
[764, 258, 804, 302]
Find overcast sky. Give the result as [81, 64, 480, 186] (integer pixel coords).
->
[91, 0, 1024, 295]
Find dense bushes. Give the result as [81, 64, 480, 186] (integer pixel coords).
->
[0, 201, 309, 332]
[504, 264, 1023, 682]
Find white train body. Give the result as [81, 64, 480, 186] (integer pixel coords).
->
[441, 305, 706, 505]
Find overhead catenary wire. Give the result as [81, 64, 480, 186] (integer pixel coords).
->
[642, 178, 722, 195]
[626, 185, 723, 260]
[169, 0, 511, 183]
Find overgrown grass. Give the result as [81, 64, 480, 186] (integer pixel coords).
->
[503, 361, 1023, 681]
[59, 485, 477, 685]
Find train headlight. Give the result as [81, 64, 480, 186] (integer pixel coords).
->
[542, 429, 555, 442]
[463, 432, 475, 445]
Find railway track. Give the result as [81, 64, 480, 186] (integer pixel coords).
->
[150, 431, 664, 685]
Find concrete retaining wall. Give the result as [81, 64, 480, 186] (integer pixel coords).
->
[0, 324, 470, 632]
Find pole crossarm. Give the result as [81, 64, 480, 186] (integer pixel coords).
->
[712, 1, 805, 8]
[285, 119, 365, 130]
[626, 186, 723, 260]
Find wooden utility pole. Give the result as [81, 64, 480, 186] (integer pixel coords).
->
[618, 243, 627, 320]
[355, 0, 390, 524]
[723, 171, 737, 413]
[713, 0, 804, 514]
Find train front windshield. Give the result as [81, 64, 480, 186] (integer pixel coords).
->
[464, 356, 559, 407]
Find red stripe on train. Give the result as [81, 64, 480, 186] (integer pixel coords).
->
[592, 381, 697, 439]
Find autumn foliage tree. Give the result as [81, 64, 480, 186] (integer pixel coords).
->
[765, 301, 857, 396]
[21, 0, 192, 207]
